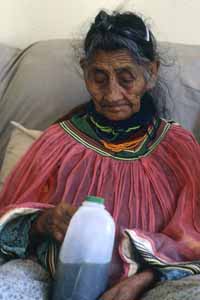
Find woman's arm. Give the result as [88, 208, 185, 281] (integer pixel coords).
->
[101, 269, 156, 300]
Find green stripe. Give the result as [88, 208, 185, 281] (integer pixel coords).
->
[59, 119, 171, 161]
[89, 116, 141, 133]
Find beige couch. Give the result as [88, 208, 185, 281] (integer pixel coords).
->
[0, 39, 200, 177]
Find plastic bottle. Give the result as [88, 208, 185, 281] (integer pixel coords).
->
[52, 196, 116, 300]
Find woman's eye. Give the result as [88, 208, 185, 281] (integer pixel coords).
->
[119, 77, 134, 87]
[94, 71, 107, 84]
[118, 72, 136, 87]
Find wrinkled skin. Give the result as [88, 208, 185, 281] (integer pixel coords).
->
[33, 50, 159, 242]
[32, 49, 159, 299]
[31, 202, 77, 243]
[81, 50, 159, 121]
[100, 269, 155, 300]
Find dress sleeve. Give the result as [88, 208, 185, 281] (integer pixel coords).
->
[0, 211, 59, 277]
[0, 124, 69, 216]
[0, 125, 74, 276]
[120, 130, 200, 282]
[0, 213, 38, 258]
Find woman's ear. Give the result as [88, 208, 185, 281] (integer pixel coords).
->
[80, 58, 89, 81]
[80, 58, 86, 70]
[146, 60, 160, 90]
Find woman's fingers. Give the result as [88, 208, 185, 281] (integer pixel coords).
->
[54, 203, 77, 222]
[33, 202, 78, 241]
[54, 230, 64, 243]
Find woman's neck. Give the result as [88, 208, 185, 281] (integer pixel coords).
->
[86, 93, 157, 143]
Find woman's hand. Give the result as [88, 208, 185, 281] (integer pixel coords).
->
[100, 269, 155, 300]
[31, 202, 78, 243]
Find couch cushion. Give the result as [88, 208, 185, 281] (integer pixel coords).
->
[0, 40, 89, 167]
[157, 43, 200, 142]
[0, 43, 20, 103]
[0, 122, 42, 190]
[0, 39, 200, 169]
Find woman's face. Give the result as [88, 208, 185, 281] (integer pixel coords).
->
[82, 50, 158, 121]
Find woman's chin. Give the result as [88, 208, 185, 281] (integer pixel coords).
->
[99, 105, 134, 120]
[102, 111, 134, 121]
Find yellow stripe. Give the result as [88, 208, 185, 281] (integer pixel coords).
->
[59, 120, 171, 161]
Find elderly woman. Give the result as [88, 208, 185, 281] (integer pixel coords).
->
[1, 9, 200, 300]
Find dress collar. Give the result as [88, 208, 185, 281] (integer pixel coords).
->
[86, 93, 157, 142]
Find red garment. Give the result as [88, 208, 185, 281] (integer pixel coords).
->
[1, 122, 200, 280]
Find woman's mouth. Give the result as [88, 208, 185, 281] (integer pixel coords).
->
[103, 103, 130, 111]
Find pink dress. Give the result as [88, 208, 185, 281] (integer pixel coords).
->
[1, 118, 200, 281]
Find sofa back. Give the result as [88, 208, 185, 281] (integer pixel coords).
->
[0, 39, 200, 166]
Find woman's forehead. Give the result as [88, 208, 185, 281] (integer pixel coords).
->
[88, 50, 139, 71]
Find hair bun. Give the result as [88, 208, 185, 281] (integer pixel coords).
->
[84, 10, 157, 62]
[94, 10, 112, 31]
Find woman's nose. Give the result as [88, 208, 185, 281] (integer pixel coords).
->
[105, 79, 123, 102]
